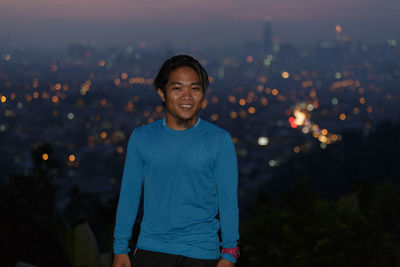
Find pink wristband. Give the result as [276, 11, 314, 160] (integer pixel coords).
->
[221, 246, 240, 260]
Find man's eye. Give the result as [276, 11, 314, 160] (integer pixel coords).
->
[173, 87, 180, 90]
[192, 87, 200, 90]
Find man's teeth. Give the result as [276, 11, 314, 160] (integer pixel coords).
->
[180, 104, 192, 108]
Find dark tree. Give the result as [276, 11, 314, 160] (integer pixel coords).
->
[0, 142, 70, 267]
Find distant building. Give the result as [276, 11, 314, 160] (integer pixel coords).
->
[244, 41, 262, 55]
[68, 44, 94, 60]
[263, 17, 273, 54]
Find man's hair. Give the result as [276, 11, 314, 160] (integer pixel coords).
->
[153, 55, 209, 94]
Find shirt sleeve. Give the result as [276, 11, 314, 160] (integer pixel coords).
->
[215, 132, 239, 263]
[113, 129, 144, 254]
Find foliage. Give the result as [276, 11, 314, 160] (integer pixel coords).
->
[239, 180, 400, 267]
[1, 142, 123, 266]
[0, 143, 70, 267]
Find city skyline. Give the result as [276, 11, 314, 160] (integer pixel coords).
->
[0, 0, 399, 47]
[1, 16, 399, 265]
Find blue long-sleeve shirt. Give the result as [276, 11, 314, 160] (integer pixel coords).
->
[113, 118, 239, 263]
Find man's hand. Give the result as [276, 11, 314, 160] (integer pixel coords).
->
[216, 259, 234, 267]
[112, 253, 131, 267]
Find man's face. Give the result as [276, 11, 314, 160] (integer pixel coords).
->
[158, 67, 204, 126]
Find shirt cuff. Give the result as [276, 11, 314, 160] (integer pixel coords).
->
[113, 247, 131, 255]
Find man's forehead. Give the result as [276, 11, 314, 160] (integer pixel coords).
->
[168, 81, 202, 85]
[165, 66, 202, 86]
[169, 67, 199, 76]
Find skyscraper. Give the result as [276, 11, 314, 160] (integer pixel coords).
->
[263, 17, 273, 54]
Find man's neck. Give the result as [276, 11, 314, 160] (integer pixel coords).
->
[164, 115, 199, 130]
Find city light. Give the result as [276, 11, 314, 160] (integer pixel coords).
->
[293, 109, 306, 126]
[289, 102, 341, 147]
[269, 160, 277, 167]
[248, 107, 256, 114]
[387, 40, 397, 46]
[336, 24, 342, 34]
[281, 71, 290, 79]
[258, 137, 269, 146]
[228, 95, 236, 103]
[0, 27, 398, 238]
[68, 154, 76, 162]
[259, 76, 267, 83]
[156, 105, 163, 113]
[121, 73, 128, 80]
[261, 97, 268, 106]
[210, 113, 218, 121]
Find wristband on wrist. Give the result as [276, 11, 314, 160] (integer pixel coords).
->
[221, 246, 240, 260]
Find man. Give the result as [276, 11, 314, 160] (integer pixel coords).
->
[113, 55, 239, 267]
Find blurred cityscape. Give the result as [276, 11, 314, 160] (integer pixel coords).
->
[1, 20, 400, 266]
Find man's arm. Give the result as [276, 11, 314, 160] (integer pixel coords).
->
[113, 129, 144, 255]
[215, 132, 239, 264]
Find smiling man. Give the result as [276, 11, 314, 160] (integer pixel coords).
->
[112, 55, 239, 267]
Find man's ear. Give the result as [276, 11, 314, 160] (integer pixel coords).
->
[157, 88, 166, 102]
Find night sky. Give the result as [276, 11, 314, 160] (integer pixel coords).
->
[0, 0, 399, 47]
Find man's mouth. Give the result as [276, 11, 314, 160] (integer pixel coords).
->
[179, 104, 193, 109]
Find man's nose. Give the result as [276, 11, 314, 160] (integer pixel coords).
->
[181, 87, 192, 99]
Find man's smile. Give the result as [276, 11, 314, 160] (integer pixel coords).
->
[179, 104, 193, 110]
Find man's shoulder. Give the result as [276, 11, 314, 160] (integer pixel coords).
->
[129, 119, 162, 139]
[200, 119, 235, 155]
[199, 119, 231, 138]
[136, 119, 162, 131]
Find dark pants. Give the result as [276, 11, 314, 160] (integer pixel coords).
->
[132, 248, 219, 267]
